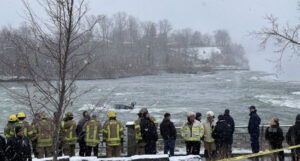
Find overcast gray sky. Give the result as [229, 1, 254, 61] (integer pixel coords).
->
[1, 0, 299, 80]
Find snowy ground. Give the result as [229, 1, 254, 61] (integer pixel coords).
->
[33, 155, 202, 161]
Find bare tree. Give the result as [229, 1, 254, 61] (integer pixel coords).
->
[254, 15, 300, 68]
[2, 0, 98, 160]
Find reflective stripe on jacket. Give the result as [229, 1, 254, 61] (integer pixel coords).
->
[103, 119, 124, 146]
[203, 120, 216, 143]
[4, 122, 15, 138]
[134, 118, 142, 142]
[15, 120, 33, 137]
[35, 119, 54, 147]
[181, 120, 204, 141]
[61, 120, 77, 144]
[84, 119, 102, 147]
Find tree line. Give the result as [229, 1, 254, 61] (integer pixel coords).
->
[0, 12, 248, 80]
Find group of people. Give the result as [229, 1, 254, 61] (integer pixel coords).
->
[134, 106, 300, 161]
[0, 105, 299, 161]
[1, 110, 124, 161]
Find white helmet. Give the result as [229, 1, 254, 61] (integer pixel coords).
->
[206, 111, 214, 117]
[187, 112, 196, 117]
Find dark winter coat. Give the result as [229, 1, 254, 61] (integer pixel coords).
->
[160, 119, 177, 140]
[223, 114, 235, 134]
[0, 135, 6, 161]
[248, 111, 261, 134]
[265, 125, 284, 145]
[286, 121, 300, 146]
[212, 120, 232, 145]
[6, 135, 31, 161]
[140, 117, 158, 143]
[76, 117, 89, 141]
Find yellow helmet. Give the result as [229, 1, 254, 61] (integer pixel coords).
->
[17, 112, 26, 118]
[9, 114, 17, 122]
[107, 111, 117, 118]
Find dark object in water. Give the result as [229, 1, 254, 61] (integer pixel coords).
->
[114, 102, 136, 110]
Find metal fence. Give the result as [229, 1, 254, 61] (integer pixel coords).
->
[0, 123, 292, 157]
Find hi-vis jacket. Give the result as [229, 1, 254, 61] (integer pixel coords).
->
[4, 122, 15, 138]
[34, 119, 54, 147]
[181, 120, 204, 142]
[103, 119, 124, 146]
[15, 120, 33, 137]
[84, 119, 102, 147]
[203, 120, 216, 143]
[61, 120, 77, 144]
[134, 118, 142, 142]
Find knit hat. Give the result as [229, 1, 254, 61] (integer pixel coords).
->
[15, 126, 24, 134]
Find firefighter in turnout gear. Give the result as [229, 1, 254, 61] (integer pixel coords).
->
[84, 114, 102, 157]
[31, 113, 41, 158]
[103, 111, 124, 157]
[134, 108, 146, 155]
[181, 112, 204, 155]
[61, 112, 77, 157]
[34, 113, 54, 158]
[16, 112, 33, 138]
[203, 111, 217, 161]
[4, 114, 17, 138]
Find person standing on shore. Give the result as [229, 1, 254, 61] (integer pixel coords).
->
[160, 113, 177, 156]
[248, 106, 261, 161]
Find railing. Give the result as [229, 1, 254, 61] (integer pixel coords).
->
[0, 124, 292, 157]
[126, 123, 292, 156]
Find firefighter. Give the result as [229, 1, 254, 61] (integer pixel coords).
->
[31, 113, 41, 158]
[15, 112, 33, 137]
[61, 112, 77, 157]
[134, 109, 145, 155]
[34, 113, 54, 158]
[181, 112, 204, 155]
[203, 111, 217, 161]
[4, 114, 17, 138]
[84, 114, 102, 157]
[103, 111, 124, 157]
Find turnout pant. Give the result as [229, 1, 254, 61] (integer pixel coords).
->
[204, 141, 216, 160]
[145, 141, 157, 154]
[86, 145, 99, 157]
[164, 139, 176, 156]
[106, 145, 121, 157]
[63, 144, 76, 157]
[186, 141, 201, 155]
[36, 146, 53, 158]
[135, 141, 146, 155]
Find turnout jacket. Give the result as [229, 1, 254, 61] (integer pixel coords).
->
[181, 120, 204, 142]
[83, 118, 102, 147]
[203, 119, 216, 143]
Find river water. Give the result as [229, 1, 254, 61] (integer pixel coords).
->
[0, 70, 300, 129]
